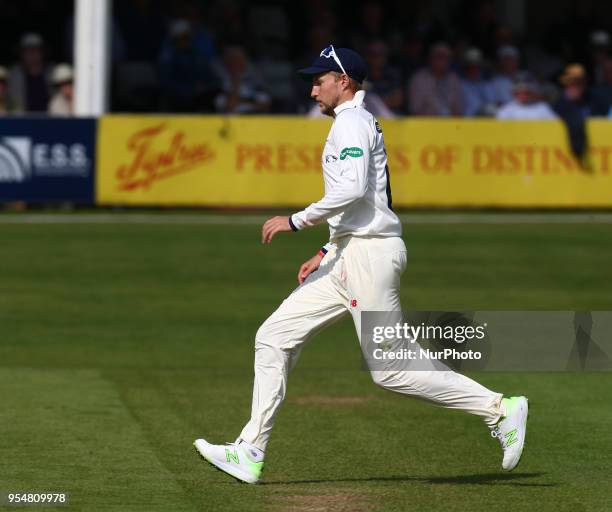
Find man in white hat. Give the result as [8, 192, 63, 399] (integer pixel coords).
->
[496, 72, 557, 120]
[491, 45, 522, 106]
[461, 47, 495, 116]
[48, 64, 74, 116]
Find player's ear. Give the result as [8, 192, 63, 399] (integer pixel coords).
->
[341, 74, 351, 90]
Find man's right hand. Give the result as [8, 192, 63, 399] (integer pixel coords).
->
[297, 253, 324, 284]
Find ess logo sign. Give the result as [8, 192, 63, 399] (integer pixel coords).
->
[116, 124, 216, 191]
[0, 137, 89, 183]
[0, 138, 30, 182]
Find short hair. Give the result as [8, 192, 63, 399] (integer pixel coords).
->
[332, 71, 362, 92]
[429, 42, 452, 58]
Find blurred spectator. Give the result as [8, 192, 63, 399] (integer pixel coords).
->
[591, 57, 612, 116]
[558, 2, 597, 64]
[588, 30, 610, 85]
[351, 1, 387, 55]
[496, 73, 557, 120]
[179, 1, 217, 61]
[213, 46, 270, 114]
[209, 0, 247, 48]
[409, 42, 463, 116]
[8, 33, 53, 113]
[494, 25, 515, 51]
[295, 26, 335, 112]
[523, 43, 564, 85]
[362, 90, 396, 118]
[299, 26, 335, 67]
[491, 45, 521, 106]
[0, 66, 14, 114]
[116, 0, 165, 61]
[395, 1, 447, 47]
[364, 40, 404, 114]
[248, 2, 290, 59]
[398, 33, 424, 83]
[553, 64, 591, 159]
[158, 20, 218, 112]
[48, 64, 73, 116]
[461, 47, 495, 116]
[452, 36, 470, 71]
[456, 0, 499, 59]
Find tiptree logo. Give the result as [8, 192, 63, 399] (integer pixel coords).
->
[0, 137, 90, 183]
[0, 137, 31, 182]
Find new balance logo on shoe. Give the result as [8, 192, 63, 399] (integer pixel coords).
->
[491, 396, 528, 471]
[505, 428, 518, 447]
[195, 439, 264, 484]
[225, 448, 239, 464]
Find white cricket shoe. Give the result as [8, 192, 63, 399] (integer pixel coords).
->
[194, 438, 264, 484]
[491, 396, 529, 471]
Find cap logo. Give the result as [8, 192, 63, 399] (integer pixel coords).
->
[320, 45, 336, 59]
[319, 44, 347, 75]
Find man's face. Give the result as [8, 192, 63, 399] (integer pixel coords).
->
[464, 63, 481, 80]
[429, 49, 451, 75]
[514, 88, 533, 105]
[366, 42, 388, 72]
[500, 55, 518, 75]
[225, 50, 246, 77]
[60, 82, 73, 99]
[565, 81, 585, 101]
[22, 47, 43, 70]
[311, 72, 342, 117]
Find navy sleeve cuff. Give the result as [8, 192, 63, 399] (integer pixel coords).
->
[288, 215, 299, 232]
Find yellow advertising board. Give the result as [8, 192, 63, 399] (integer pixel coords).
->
[97, 116, 612, 207]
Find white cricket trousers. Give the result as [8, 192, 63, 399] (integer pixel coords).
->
[240, 235, 503, 451]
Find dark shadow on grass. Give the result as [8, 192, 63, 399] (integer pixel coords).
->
[424, 472, 556, 487]
[263, 472, 557, 487]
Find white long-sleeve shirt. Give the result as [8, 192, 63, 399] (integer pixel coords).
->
[290, 90, 402, 245]
[496, 100, 557, 120]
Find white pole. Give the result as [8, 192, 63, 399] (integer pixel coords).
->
[74, 0, 111, 116]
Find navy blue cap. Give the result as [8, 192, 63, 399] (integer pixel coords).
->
[299, 45, 368, 83]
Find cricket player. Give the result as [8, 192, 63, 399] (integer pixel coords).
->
[195, 45, 528, 484]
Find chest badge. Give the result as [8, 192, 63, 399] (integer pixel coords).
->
[325, 154, 338, 164]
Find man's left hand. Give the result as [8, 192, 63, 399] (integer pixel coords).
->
[262, 216, 292, 244]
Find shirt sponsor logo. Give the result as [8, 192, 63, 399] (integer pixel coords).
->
[339, 147, 364, 160]
[0, 136, 90, 183]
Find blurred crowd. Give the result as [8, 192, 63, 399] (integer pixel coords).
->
[1, 0, 612, 128]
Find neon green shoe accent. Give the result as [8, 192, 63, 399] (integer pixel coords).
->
[491, 396, 528, 471]
[244, 457, 264, 479]
[502, 396, 521, 417]
[224, 446, 264, 478]
[225, 448, 239, 464]
[505, 428, 518, 447]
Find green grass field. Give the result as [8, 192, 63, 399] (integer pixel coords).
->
[1, 214, 611, 511]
